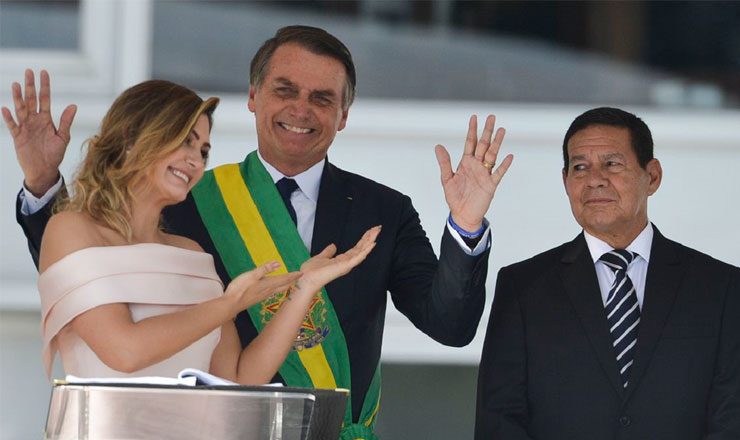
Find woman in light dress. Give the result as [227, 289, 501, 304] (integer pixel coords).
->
[2, 71, 379, 383]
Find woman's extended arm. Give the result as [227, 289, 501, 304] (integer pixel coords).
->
[40, 212, 300, 373]
[210, 226, 380, 384]
[69, 264, 298, 373]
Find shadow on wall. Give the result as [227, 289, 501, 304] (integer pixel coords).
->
[375, 363, 479, 440]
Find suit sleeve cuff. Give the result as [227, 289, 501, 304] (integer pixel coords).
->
[20, 177, 63, 216]
[446, 218, 491, 256]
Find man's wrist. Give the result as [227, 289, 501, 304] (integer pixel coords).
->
[24, 172, 61, 198]
[447, 213, 485, 238]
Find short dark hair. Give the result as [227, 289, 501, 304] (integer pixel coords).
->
[562, 107, 654, 172]
[250, 25, 356, 109]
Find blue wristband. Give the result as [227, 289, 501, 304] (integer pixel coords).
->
[447, 213, 485, 238]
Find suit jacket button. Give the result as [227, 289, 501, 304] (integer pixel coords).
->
[619, 416, 631, 427]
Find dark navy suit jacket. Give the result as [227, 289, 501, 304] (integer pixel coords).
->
[475, 228, 740, 440]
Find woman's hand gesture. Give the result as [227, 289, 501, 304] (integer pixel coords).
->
[224, 262, 301, 312]
[298, 226, 381, 294]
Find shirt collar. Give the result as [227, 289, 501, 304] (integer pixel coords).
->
[583, 222, 653, 264]
[256, 151, 324, 203]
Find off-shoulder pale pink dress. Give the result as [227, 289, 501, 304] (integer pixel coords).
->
[38, 244, 224, 379]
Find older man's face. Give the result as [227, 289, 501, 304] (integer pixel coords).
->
[563, 124, 662, 245]
[248, 43, 349, 175]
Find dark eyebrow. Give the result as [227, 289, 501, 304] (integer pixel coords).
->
[601, 152, 625, 161]
[274, 77, 296, 88]
[570, 154, 587, 163]
[274, 77, 337, 99]
[312, 89, 337, 100]
[188, 128, 209, 149]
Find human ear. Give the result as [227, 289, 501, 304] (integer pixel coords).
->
[646, 158, 662, 195]
[337, 108, 349, 132]
[247, 86, 257, 113]
[562, 168, 570, 194]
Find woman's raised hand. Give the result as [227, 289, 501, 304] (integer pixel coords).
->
[1, 69, 77, 196]
[224, 225, 380, 312]
[224, 262, 301, 312]
[298, 226, 381, 294]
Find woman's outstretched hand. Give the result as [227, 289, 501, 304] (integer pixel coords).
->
[219, 227, 380, 385]
[225, 261, 301, 312]
[298, 225, 381, 294]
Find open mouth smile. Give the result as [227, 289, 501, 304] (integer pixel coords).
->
[278, 122, 314, 134]
[168, 166, 190, 184]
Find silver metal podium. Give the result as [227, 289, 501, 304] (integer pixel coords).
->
[45, 383, 348, 440]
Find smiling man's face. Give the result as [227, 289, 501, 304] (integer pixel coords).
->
[563, 124, 662, 246]
[248, 43, 349, 176]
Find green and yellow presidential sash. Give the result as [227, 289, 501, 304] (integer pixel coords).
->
[191, 151, 380, 439]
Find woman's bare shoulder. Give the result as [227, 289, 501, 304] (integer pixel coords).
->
[161, 233, 205, 253]
[40, 211, 107, 272]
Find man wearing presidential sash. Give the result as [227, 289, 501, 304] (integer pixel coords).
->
[14, 26, 512, 439]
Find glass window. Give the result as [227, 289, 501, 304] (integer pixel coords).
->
[0, 0, 80, 50]
[146, 1, 738, 108]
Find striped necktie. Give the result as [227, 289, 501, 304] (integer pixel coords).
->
[600, 249, 640, 388]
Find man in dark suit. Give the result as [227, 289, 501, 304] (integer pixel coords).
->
[475, 107, 740, 440]
[6, 26, 513, 438]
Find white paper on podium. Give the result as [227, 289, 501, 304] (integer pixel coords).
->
[64, 368, 284, 387]
[177, 368, 236, 385]
[64, 374, 197, 386]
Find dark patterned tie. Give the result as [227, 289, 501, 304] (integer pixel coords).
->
[600, 249, 640, 388]
[276, 178, 299, 225]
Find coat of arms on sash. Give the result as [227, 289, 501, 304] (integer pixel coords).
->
[261, 291, 330, 350]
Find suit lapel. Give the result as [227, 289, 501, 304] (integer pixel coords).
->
[311, 161, 353, 256]
[624, 227, 683, 401]
[559, 234, 627, 398]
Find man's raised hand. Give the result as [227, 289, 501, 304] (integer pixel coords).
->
[435, 114, 513, 232]
[2, 69, 77, 196]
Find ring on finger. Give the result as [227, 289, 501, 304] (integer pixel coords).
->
[482, 161, 494, 169]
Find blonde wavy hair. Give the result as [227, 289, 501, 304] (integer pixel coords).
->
[58, 80, 219, 241]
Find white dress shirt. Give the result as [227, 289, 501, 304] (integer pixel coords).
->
[20, 177, 63, 215]
[583, 223, 654, 310]
[258, 151, 323, 250]
[21, 154, 492, 255]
